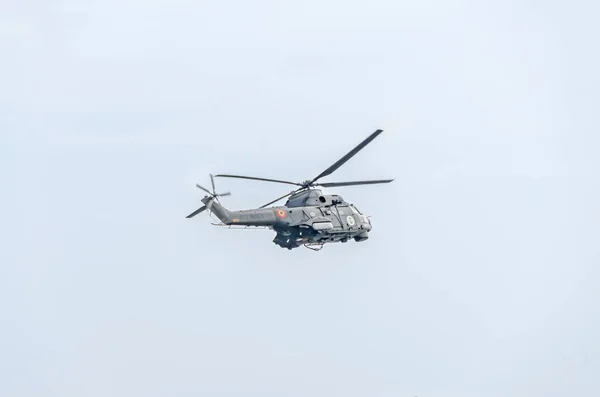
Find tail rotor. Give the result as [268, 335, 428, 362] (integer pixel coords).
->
[206, 174, 231, 201]
[186, 174, 231, 218]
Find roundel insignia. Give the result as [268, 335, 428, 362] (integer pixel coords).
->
[347, 215, 356, 226]
[276, 209, 287, 218]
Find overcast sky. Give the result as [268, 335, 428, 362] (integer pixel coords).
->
[2, 1, 599, 396]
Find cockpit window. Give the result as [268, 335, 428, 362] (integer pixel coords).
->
[351, 205, 362, 214]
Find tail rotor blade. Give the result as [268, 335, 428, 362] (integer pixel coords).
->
[196, 183, 213, 196]
[210, 174, 216, 195]
[185, 205, 207, 218]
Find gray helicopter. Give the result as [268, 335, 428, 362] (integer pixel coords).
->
[186, 129, 393, 251]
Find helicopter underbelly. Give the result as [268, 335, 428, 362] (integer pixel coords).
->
[272, 220, 370, 250]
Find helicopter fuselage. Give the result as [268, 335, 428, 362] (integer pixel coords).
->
[204, 189, 372, 250]
[186, 128, 392, 251]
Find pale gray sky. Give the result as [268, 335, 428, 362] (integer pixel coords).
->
[2, 1, 599, 396]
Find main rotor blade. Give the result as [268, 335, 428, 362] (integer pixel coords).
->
[185, 205, 207, 218]
[217, 192, 232, 197]
[317, 179, 394, 188]
[310, 129, 383, 184]
[196, 183, 213, 195]
[259, 190, 299, 208]
[214, 174, 301, 187]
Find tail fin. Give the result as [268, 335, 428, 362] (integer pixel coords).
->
[202, 196, 233, 224]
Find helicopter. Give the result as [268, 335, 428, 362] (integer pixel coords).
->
[186, 129, 394, 251]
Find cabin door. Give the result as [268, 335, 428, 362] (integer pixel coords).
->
[334, 206, 356, 229]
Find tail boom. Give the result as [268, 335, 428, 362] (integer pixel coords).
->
[205, 197, 278, 227]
